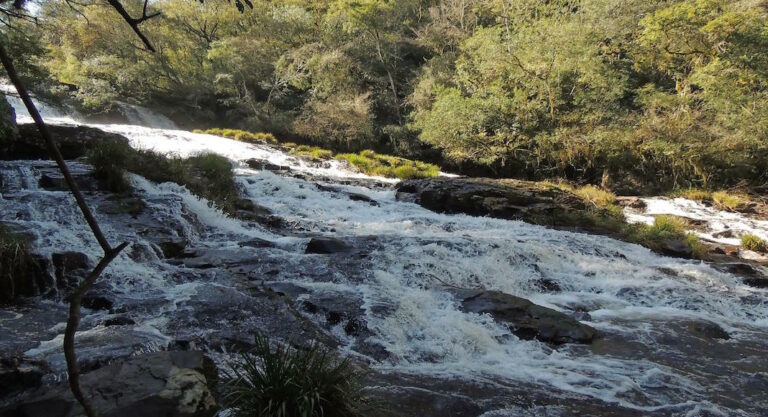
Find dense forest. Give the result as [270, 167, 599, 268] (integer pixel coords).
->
[7, 0, 768, 190]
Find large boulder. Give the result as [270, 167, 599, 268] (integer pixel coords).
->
[0, 351, 218, 417]
[3, 124, 129, 160]
[305, 237, 354, 254]
[396, 178, 585, 220]
[460, 290, 596, 344]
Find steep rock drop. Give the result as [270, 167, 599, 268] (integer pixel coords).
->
[0, 97, 767, 416]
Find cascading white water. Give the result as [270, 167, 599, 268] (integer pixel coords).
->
[2, 90, 768, 415]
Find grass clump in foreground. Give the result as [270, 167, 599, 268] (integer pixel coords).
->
[0, 225, 30, 304]
[335, 150, 439, 180]
[87, 140, 241, 213]
[741, 233, 767, 253]
[222, 333, 369, 417]
[195, 128, 278, 144]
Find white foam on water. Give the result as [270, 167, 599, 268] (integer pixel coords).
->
[625, 197, 768, 246]
[3, 90, 768, 414]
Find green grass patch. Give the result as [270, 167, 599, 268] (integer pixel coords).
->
[0, 225, 30, 304]
[335, 151, 440, 179]
[741, 233, 767, 253]
[573, 185, 616, 208]
[712, 191, 751, 212]
[222, 333, 369, 417]
[289, 145, 334, 161]
[87, 140, 241, 213]
[671, 188, 712, 201]
[195, 128, 278, 144]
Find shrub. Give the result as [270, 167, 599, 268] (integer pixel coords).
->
[87, 141, 240, 213]
[648, 215, 687, 239]
[0, 225, 29, 304]
[86, 140, 134, 193]
[741, 233, 767, 253]
[712, 191, 751, 212]
[222, 334, 368, 417]
[573, 185, 616, 208]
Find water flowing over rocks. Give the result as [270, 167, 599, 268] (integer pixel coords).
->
[2, 101, 768, 415]
[459, 290, 596, 344]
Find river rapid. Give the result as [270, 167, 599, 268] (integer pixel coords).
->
[2, 94, 768, 416]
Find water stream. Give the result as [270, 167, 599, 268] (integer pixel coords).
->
[2, 92, 768, 416]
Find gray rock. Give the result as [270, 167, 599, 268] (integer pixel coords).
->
[659, 239, 693, 258]
[305, 237, 353, 254]
[460, 290, 596, 344]
[687, 321, 730, 340]
[0, 351, 218, 417]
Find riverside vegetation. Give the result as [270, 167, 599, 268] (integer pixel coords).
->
[7, 0, 767, 192]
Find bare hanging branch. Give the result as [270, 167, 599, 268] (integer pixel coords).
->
[102, 0, 161, 52]
[0, 39, 129, 417]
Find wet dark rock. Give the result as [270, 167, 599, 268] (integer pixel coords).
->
[37, 173, 96, 192]
[719, 263, 761, 276]
[0, 357, 47, 401]
[534, 278, 562, 292]
[348, 192, 379, 206]
[305, 237, 353, 254]
[659, 239, 693, 258]
[744, 277, 768, 289]
[460, 290, 596, 344]
[245, 158, 286, 171]
[103, 316, 135, 327]
[1, 351, 218, 417]
[616, 197, 646, 209]
[157, 241, 189, 259]
[7, 124, 130, 161]
[687, 321, 730, 340]
[396, 177, 586, 221]
[343, 318, 366, 336]
[82, 295, 113, 311]
[713, 230, 735, 239]
[100, 197, 146, 217]
[238, 238, 276, 249]
[51, 251, 90, 290]
[0, 255, 55, 304]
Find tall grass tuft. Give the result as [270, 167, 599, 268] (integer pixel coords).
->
[222, 334, 369, 417]
[741, 233, 767, 253]
[0, 225, 29, 304]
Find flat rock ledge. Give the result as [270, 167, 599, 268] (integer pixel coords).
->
[0, 351, 218, 417]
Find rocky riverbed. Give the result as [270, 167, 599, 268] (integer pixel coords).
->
[1, 118, 768, 416]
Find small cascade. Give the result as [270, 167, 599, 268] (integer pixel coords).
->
[1, 91, 768, 416]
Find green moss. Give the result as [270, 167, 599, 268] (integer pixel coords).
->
[335, 151, 439, 179]
[222, 333, 369, 417]
[197, 128, 278, 144]
[289, 145, 334, 161]
[86, 140, 134, 193]
[741, 233, 767, 253]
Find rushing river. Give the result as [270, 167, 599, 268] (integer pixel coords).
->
[2, 92, 768, 416]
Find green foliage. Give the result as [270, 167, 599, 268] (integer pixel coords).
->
[335, 151, 440, 179]
[672, 189, 712, 201]
[222, 333, 368, 417]
[712, 191, 751, 212]
[196, 128, 278, 144]
[86, 140, 134, 193]
[0, 225, 29, 304]
[573, 185, 616, 209]
[290, 145, 334, 161]
[741, 233, 767, 253]
[25, 0, 768, 191]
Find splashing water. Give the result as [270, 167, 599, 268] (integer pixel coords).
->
[2, 89, 768, 415]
